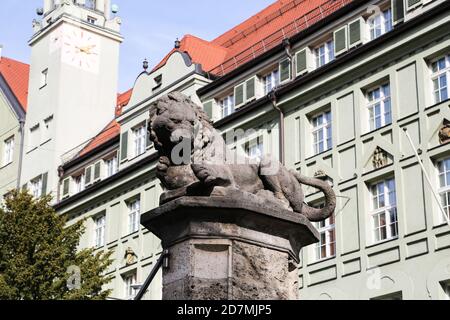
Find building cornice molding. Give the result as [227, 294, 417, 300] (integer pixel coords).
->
[28, 14, 123, 46]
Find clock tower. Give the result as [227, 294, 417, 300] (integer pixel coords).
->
[22, 0, 123, 199]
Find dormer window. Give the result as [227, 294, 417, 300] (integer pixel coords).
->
[262, 69, 280, 95]
[368, 7, 393, 40]
[84, 0, 96, 10]
[87, 16, 97, 25]
[219, 94, 235, 118]
[314, 40, 334, 68]
[153, 75, 162, 90]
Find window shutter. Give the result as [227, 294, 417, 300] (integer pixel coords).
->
[41, 173, 48, 196]
[94, 162, 101, 181]
[145, 121, 152, 148]
[120, 132, 128, 161]
[245, 77, 256, 101]
[392, 0, 405, 25]
[62, 178, 70, 197]
[334, 26, 348, 56]
[202, 100, 214, 120]
[279, 59, 291, 83]
[348, 18, 363, 48]
[234, 83, 245, 107]
[296, 49, 308, 75]
[85, 166, 92, 185]
[407, 0, 421, 9]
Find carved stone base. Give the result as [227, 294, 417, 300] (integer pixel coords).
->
[141, 194, 319, 300]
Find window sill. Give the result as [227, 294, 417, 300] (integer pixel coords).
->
[424, 97, 450, 111]
[128, 152, 146, 163]
[307, 255, 336, 267]
[305, 149, 333, 162]
[0, 162, 13, 170]
[121, 230, 139, 240]
[361, 123, 393, 139]
[40, 138, 51, 147]
[26, 147, 38, 154]
[366, 236, 399, 250]
[433, 222, 450, 230]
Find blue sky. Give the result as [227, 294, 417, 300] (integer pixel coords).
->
[0, 0, 274, 92]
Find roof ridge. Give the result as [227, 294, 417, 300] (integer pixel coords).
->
[0, 56, 30, 67]
[211, 0, 297, 47]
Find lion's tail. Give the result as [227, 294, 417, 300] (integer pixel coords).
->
[291, 171, 336, 222]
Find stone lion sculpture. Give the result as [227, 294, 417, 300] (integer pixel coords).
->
[148, 92, 336, 222]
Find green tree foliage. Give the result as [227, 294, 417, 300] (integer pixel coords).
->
[0, 190, 113, 300]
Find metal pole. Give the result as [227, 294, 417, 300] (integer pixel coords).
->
[403, 128, 450, 227]
[134, 250, 169, 301]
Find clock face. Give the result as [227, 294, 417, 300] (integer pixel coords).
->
[61, 25, 101, 74]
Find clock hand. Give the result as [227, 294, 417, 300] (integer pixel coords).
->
[76, 45, 97, 54]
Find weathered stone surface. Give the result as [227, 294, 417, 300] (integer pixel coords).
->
[141, 195, 319, 300]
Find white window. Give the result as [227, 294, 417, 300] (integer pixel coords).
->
[438, 157, 450, 222]
[87, 16, 97, 24]
[94, 215, 106, 248]
[30, 176, 43, 198]
[368, 8, 392, 40]
[370, 178, 398, 243]
[29, 125, 40, 151]
[123, 272, 137, 300]
[84, 0, 96, 10]
[245, 138, 264, 160]
[132, 125, 146, 157]
[315, 208, 336, 261]
[42, 116, 53, 143]
[431, 55, 449, 104]
[105, 156, 118, 177]
[40, 69, 48, 88]
[311, 111, 332, 155]
[3, 136, 14, 165]
[128, 199, 141, 234]
[314, 40, 335, 68]
[153, 75, 162, 89]
[74, 174, 85, 193]
[367, 83, 392, 131]
[219, 95, 235, 118]
[263, 69, 280, 94]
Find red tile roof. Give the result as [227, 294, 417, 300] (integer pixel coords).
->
[0, 56, 30, 111]
[80, 89, 132, 157]
[152, 34, 228, 73]
[116, 88, 133, 116]
[76, 0, 352, 160]
[78, 120, 121, 157]
[153, 0, 351, 76]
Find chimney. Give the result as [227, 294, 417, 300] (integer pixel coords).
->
[0, 45, 3, 62]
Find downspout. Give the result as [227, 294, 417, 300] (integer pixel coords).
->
[267, 39, 294, 166]
[57, 166, 64, 203]
[268, 91, 285, 166]
[16, 119, 25, 190]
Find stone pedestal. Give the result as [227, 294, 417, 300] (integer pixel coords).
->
[141, 195, 319, 300]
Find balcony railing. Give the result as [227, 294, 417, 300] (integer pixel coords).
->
[209, 0, 353, 77]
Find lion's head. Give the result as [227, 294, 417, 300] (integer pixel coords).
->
[149, 92, 216, 161]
